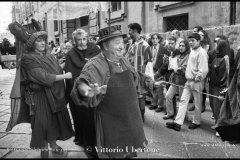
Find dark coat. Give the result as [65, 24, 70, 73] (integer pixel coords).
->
[215, 53, 240, 141]
[65, 42, 101, 99]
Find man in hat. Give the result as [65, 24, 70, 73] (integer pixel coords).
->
[70, 25, 160, 158]
[165, 33, 209, 131]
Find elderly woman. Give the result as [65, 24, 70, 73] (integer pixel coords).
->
[71, 25, 161, 158]
[8, 21, 74, 158]
[64, 28, 101, 157]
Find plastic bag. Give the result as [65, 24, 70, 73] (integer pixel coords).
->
[168, 56, 178, 72]
[144, 61, 154, 80]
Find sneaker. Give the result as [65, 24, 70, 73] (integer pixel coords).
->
[188, 106, 195, 111]
[188, 123, 200, 129]
[216, 132, 220, 137]
[163, 115, 174, 120]
[155, 107, 164, 112]
[149, 105, 158, 110]
[166, 122, 181, 131]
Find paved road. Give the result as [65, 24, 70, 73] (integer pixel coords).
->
[0, 68, 240, 158]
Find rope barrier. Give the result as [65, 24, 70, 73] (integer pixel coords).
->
[156, 80, 225, 100]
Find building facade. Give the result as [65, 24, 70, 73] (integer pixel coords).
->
[11, 1, 240, 49]
[11, 2, 91, 45]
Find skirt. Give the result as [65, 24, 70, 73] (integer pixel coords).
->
[30, 91, 74, 149]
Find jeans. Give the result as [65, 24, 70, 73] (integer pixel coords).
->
[165, 85, 184, 116]
[174, 80, 204, 125]
[151, 86, 164, 107]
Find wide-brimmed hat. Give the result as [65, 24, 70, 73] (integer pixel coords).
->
[96, 25, 127, 45]
[8, 19, 47, 47]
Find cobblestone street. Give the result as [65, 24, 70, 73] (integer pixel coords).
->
[0, 68, 240, 158]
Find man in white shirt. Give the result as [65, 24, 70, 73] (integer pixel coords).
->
[166, 33, 209, 131]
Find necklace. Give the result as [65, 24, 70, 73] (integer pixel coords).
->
[101, 52, 123, 71]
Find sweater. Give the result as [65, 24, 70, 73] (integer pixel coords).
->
[185, 46, 208, 81]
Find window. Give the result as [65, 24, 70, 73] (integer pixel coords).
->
[163, 14, 188, 32]
[230, 1, 236, 25]
[80, 16, 89, 27]
[43, 20, 46, 31]
[54, 20, 58, 32]
[111, 2, 121, 12]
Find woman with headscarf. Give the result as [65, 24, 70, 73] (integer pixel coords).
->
[163, 40, 190, 120]
[7, 21, 74, 158]
[209, 39, 230, 137]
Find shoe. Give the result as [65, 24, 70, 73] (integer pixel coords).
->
[188, 123, 200, 129]
[188, 106, 195, 111]
[211, 115, 215, 119]
[166, 122, 181, 131]
[155, 107, 164, 112]
[41, 150, 49, 158]
[149, 105, 158, 110]
[216, 132, 220, 137]
[52, 146, 64, 154]
[163, 115, 174, 120]
[145, 100, 151, 105]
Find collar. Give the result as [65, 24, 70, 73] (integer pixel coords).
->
[134, 38, 144, 45]
[152, 43, 159, 49]
[100, 52, 121, 65]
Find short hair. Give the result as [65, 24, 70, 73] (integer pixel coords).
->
[128, 23, 142, 34]
[64, 40, 68, 43]
[150, 33, 163, 43]
[194, 26, 203, 32]
[168, 36, 177, 43]
[72, 28, 88, 45]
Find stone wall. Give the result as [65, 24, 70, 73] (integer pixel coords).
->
[158, 24, 240, 56]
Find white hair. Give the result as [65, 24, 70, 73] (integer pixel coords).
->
[72, 28, 88, 45]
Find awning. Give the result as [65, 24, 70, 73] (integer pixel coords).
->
[37, 2, 109, 21]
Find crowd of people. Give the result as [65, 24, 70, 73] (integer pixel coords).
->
[5, 18, 240, 159]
